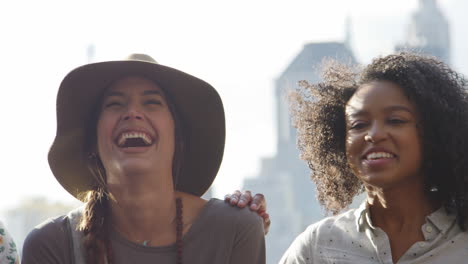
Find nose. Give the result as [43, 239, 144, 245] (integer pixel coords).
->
[365, 122, 387, 143]
[122, 108, 144, 121]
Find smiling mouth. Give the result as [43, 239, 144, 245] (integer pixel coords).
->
[116, 131, 153, 148]
[364, 152, 395, 160]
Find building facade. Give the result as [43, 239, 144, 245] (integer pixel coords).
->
[396, 0, 451, 64]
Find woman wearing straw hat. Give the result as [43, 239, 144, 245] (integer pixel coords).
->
[22, 54, 266, 264]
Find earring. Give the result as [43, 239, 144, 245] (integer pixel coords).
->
[88, 152, 98, 160]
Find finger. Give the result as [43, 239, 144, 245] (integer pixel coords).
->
[261, 213, 271, 235]
[237, 190, 252, 208]
[250, 193, 266, 211]
[224, 193, 234, 203]
[261, 212, 269, 220]
[229, 190, 242, 205]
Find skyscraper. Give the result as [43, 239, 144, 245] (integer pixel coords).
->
[396, 0, 451, 64]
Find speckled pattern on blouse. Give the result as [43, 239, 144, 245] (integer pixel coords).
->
[280, 202, 468, 264]
[0, 221, 19, 264]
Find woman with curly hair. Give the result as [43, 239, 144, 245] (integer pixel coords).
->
[280, 52, 468, 263]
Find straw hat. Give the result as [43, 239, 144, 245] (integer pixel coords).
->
[48, 54, 225, 199]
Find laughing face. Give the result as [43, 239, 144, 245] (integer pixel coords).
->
[96, 76, 175, 181]
[345, 81, 423, 189]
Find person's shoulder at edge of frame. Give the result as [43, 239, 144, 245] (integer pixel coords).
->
[22, 213, 71, 263]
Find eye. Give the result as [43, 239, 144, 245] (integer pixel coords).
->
[349, 121, 367, 130]
[104, 101, 123, 108]
[388, 118, 407, 125]
[145, 99, 163, 105]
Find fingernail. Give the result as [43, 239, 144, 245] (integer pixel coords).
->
[250, 204, 258, 210]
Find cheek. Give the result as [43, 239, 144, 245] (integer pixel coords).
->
[96, 120, 105, 142]
[345, 134, 361, 171]
[96, 115, 112, 152]
[161, 114, 176, 140]
[97, 112, 114, 135]
[345, 134, 357, 159]
[400, 126, 422, 153]
[166, 121, 176, 150]
[407, 133, 424, 164]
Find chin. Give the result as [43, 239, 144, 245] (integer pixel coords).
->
[363, 174, 420, 192]
[359, 172, 400, 188]
[118, 160, 154, 174]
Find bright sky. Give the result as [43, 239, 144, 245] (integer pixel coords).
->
[0, 0, 465, 213]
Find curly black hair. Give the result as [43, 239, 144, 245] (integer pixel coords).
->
[289, 52, 468, 229]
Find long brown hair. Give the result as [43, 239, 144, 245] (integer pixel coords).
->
[79, 76, 185, 263]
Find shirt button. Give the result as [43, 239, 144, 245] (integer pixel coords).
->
[419, 242, 426, 248]
[425, 226, 433, 233]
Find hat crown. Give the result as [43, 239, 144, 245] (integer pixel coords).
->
[125, 53, 158, 63]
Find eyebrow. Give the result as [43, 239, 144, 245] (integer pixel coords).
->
[142, 90, 163, 96]
[348, 105, 415, 118]
[104, 91, 124, 97]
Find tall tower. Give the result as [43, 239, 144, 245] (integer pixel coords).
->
[397, 0, 450, 63]
[344, 16, 353, 51]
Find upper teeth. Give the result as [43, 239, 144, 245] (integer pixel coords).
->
[118, 132, 152, 146]
[366, 152, 393, 160]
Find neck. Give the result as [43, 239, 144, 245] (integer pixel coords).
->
[366, 179, 436, 233]
[107, 171, 180, 246]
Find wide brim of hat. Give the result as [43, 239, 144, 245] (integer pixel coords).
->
[48, 60, 225, 200]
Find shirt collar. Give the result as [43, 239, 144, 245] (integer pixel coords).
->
[426, 206, 457, 234]
[354, 201, 457, 234]
[355, 201, 369, 232]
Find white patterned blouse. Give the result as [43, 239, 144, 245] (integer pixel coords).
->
[280, 202, 468, 264]
[0, 221, 19, 264]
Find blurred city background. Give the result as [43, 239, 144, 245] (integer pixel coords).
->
[0, 0, 466, 263]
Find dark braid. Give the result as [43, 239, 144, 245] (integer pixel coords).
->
[106, 235, 114, 264]
[79, 188, 111, 264]
[175, 198, 184, 264]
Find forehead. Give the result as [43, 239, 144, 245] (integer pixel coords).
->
[105, 76, 164, 95]
[345, 81, 415, 115]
